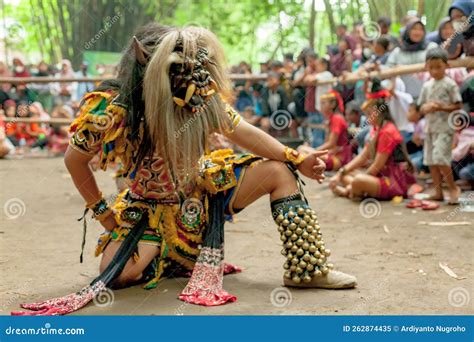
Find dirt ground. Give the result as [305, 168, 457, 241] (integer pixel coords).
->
[0, 157, 473, 315]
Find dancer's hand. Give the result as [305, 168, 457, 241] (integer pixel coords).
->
[100, 214, 117, 232]
[297, 150, 327, 183]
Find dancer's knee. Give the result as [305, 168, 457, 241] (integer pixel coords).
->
[268, 160, 296, 183]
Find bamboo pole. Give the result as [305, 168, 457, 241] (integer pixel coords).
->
[0, 57, 472, 86]
[3, 117, 72, 124]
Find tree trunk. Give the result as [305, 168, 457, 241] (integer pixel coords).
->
[322, 0, 337, 43]
[417, 0, 425, 17]
[309, 0, 316, 49]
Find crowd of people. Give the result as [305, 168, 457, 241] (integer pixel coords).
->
[0, 58, 110, 156]
[227, 1, 473, 205]
[0, 0, 473, 205]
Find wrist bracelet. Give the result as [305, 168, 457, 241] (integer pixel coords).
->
[284, 146, 305, 168]
[86, 193, 112, 221]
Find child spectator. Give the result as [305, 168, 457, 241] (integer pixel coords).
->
[406, 102, 426, 171]
[418, 47, 463, 204]
[49, 105, 72, 155]
[345, 100, 369, 153]
[0, 109, 13, 157]
[4, 100, 19, 146]
[299, 90, 352, 171]
[371, 36, 390, 65]
[451, 121, 474, 186]
[260, 72, 291, 135]
[303, 52, 326, 147]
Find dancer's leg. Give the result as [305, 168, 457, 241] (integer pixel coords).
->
[230, 160, 356, 289]
[100, 241, 160, 287]
[231, 160, 299, 209]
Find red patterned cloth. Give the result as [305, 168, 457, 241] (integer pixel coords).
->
[178, 247, 237, 306]
[11, 281, 106, 316]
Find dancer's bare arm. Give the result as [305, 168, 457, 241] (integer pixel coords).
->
[64, 146, 116, 230]
[225, 119, 328, 182]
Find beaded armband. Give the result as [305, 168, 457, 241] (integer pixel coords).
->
[86, 195, 113, 222]
[284, 146, 305, 169]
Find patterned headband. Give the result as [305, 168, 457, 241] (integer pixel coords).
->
[170, 37, 218, 112]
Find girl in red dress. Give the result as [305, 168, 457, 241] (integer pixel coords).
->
[299, 89, 352, 171]
[329, 79, 416, 199]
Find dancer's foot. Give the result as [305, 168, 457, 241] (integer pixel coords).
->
[283, 270, 357, 289]
[448, 186, 461, 205]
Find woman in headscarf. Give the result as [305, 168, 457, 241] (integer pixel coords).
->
[427, 17, 454, 45]
[387, 19, 438, 98]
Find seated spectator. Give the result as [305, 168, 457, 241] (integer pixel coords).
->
[451, 121, 474, 186]
[290, 50, 309, 131]
[299, 90, 352, 171]
[49, 105, 73, 155]
[345, 100, 369, 153]
[27, 102, 49, 150]
[75, 62, 95, 102]
[302, 52, 325, 146]
[0, 61, 12, 94]
[329, 80, 416, 200]
[0, 109, 14, 158]
[4, 100, 18, 146]
[260, 72, 292, 135]
[460, 67, 474, 114]
[53, 59, 76, 106]
[29, 61, 54, 112]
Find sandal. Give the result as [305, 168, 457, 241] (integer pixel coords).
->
[421, 200, 440, 210]
[406, 199, 422, 208]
